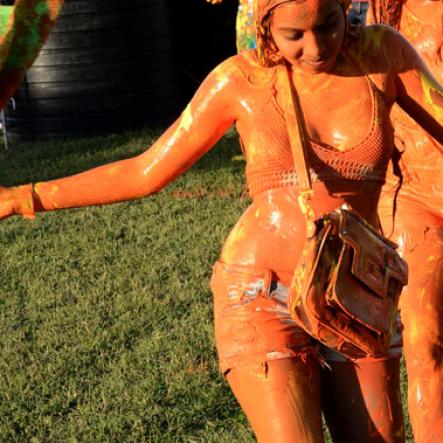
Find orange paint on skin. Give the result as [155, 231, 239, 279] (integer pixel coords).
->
[106, 165, 122, 176]
[1, 0, 443, 440]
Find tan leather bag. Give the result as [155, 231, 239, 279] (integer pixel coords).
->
[289, 205, 408, 358]
[281, 65, 408, 359]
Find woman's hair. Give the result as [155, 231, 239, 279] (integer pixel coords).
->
[256, 7, 281, 66]
[255, 0, 351, 66]
[369, 0, 405, 29]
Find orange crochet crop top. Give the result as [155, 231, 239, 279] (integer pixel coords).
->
[239, 70, 395, 198]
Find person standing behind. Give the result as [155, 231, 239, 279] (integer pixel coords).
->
[370, 1, 443, 442]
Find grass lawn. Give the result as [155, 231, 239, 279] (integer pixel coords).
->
[0, 128, 413, 442]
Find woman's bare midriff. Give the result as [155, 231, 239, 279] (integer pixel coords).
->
[220, 180, 381, 282]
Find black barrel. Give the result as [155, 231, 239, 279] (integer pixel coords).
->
[5, 0, 183, 138]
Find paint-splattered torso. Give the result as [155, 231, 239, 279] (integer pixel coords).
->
[220, 30, 398, 276]
[237, 55, 394, 198]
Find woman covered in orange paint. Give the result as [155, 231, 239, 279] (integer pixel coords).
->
[370, 1, 443, 442]
[1, 0, 442, 441]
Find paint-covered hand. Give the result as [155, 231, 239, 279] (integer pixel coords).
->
[0, 184, 35, 219]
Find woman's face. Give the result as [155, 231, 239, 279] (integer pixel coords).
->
[269, 0, 345, 74]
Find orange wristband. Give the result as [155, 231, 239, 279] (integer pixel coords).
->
[10, 184, 35, 219]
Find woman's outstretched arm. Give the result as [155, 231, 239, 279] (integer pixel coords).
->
[0, 58, 241, 218]
[0, 0, 64, 108]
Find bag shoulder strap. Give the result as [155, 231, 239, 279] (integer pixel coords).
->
[281, 64, 313, 193]
[281, 64, 317, 236]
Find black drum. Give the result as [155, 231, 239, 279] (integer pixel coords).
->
[5, 0, 183, 138]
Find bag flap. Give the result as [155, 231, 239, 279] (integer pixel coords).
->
[333, 245, 398, 333]
[338, 208, 408, 298]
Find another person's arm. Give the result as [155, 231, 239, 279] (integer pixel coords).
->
[0, 59, 241, 218]
[389, 29, 443, 144]
[0, 0, 64, 108]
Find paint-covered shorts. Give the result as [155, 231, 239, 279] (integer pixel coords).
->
[210, 261, 402, 374]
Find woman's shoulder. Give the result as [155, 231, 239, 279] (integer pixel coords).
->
[210, 50, 278, 87]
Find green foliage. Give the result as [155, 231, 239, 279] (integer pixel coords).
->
[0, 129, 412, 441]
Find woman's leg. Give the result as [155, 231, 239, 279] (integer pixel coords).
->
[398, 226, 443, 442]
[322, 357, 405, 443]
[212, 262, 324, 441]
[227, 356, 325, 443]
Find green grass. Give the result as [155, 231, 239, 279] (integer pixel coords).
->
[0, 128, 413, 442]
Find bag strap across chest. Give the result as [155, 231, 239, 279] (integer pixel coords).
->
[281, 64, 313, 194]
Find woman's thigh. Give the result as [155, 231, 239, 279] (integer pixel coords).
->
[398, 225, 443, 355]
[322, 357, 404, 443]
[227, 356, 325, 443]
[211, 261, 314, 374]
